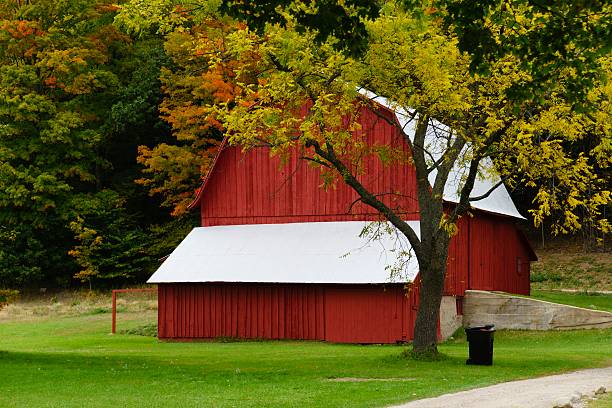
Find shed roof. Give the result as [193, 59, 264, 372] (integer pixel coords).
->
[147, 221, 420, 284]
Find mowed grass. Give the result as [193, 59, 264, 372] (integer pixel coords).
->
[0, 313, 611, 408]
[531, 290, 612, 313]
[588, 392, 612, 408]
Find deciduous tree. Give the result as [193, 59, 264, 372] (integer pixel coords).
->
[0, 0, 178, 288]
[128, 17, 251, 214]
[0, 1, 122, 285]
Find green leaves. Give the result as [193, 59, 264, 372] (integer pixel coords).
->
[68, 190, 154, 284]
[442, 0, 612, 105]
[0, 0, 172, 288]
[220, 0, 380, 56]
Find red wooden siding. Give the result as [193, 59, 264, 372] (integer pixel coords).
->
[444, 217, 470, 296]
[200, 106, 419, 227]
[158, 282, 419, 343]
[468, 213, 531, 295]
[443, 213, 532, 296]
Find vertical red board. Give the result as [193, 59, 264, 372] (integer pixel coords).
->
[444, 217, 470, 296]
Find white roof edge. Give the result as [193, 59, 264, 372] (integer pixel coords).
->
[357, 88, 525, 220]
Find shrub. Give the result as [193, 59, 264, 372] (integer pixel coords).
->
[120, 323, 157, 337]
[530, 271, 563, 283]
[0, 289, 19, 311]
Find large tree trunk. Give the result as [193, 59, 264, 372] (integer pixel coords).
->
[412, 241, 449, 355]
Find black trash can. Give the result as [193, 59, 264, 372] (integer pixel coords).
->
[465, 324, 495, 365]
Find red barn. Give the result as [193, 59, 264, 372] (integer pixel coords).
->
[148, 93, 537, 343]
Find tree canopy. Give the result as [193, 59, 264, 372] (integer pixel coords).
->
[0, 0, 196, 288]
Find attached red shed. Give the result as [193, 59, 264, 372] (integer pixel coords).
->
[148, 92, 537, 343]
[151, 222, 422, 343]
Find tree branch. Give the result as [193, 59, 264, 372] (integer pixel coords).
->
[300, 156, 331, 168]
[447, 122, 512, 225]
[468, 177, 506, 202]
[346, 192, 419, 214]
[306, 138, 423, 258]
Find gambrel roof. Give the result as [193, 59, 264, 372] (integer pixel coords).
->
[188, 90, 525, 220]
[357, 89, 524, 220]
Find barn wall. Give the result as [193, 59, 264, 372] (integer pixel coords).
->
[158, 282, 419, 343]
[444, 217, 470, 296]
[200, 106, 420, 227]
[468, 213, 531, 295]
[324, 284, 419, 343]
[442, 213, 533, 297]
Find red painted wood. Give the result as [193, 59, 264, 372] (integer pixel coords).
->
[468, 213, 531, 295]
[200, 106, 420, 226]
[158, 282, 419, 343]
[442, 212, 534, 296]
[444, 217, 470, 296]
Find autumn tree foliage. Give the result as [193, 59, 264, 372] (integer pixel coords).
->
[133, 17, 258, 215]
[221, 0, 611, 105]
[0, 0, 188, 288]
[0, 1, 120, 285]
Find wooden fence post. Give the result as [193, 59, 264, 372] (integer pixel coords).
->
[111, 290, 117, 334]
[111, 288, 156, 335]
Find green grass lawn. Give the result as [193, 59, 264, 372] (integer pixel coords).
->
[588, 393, 612, 408]
[0, 313, 611, 407]
[530, 290, 612, 313]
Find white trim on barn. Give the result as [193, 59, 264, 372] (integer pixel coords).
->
[358, 89, 525, 220]
[147, 221, 420, 284]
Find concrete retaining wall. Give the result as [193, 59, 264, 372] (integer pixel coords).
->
[439, 296, 462, 339]
[463, 290, 612, 330]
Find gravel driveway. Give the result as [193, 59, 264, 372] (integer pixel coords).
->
[391, 366, 612, 408]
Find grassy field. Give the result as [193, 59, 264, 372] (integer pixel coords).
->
[0, 308, 611, 408]
[530, 290, 612, 313]
[588, 392, 612, 408]
[530, 244, 611, 291]
[529, 241, 612, 313]
[0, 244, 609, 407]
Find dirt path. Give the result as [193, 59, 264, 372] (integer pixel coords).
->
[392, 367, 612, 408]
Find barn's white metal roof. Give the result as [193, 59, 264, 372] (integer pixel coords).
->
[147, 221, 420, 284]
[358, 89, 525, 220]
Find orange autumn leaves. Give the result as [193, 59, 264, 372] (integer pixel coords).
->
[0, 16, 126, 96]
[137, 19, 258, 215]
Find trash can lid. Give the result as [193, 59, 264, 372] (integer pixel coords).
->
[466, 324, 495, 331]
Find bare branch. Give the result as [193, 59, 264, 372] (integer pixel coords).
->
[357, 95, 418, 152]
[431, 133, 467, 199]
[447, 122, 512, 225]
[346, 192, 419, 213]
[468, 177, 507, 202]
[300, 156, 332, 168]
